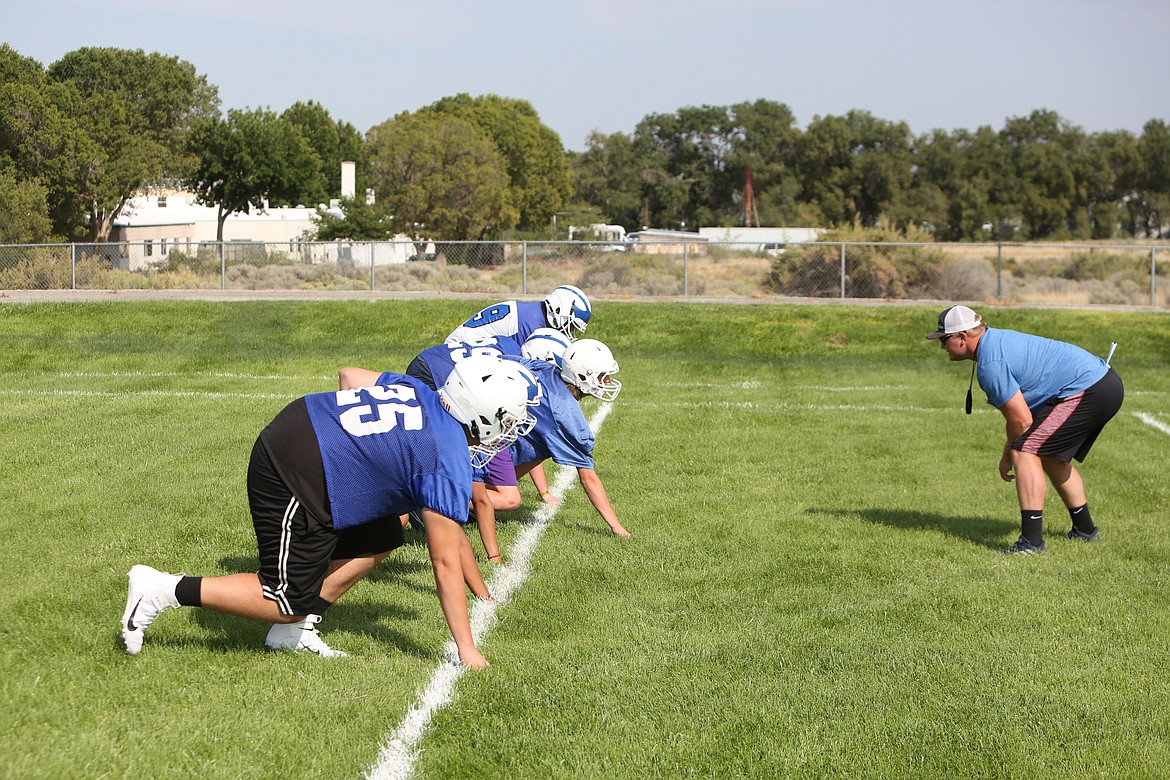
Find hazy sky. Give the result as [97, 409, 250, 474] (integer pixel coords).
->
[5, 0, 1167, 151]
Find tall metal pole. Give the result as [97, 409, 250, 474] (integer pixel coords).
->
[997, 243, 1003, 299]
[1152, 246, 1158, 308]
[839, 243, 846, 298]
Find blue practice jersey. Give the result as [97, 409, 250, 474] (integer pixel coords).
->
[446, 300, 547, 344]
[404, 335, 522, 389]
[505, 357, 595, 470]
[976, 327, 1109, 410]
[303, 374, 473, 529]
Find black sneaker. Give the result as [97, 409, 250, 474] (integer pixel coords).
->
[1065, 527, 1100, 542]
[1001, 535, 1046, 555]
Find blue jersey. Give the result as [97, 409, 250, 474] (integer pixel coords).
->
[303, 374, 473, 529]
[505, 357, 595, 469]
[976, 327, 1109, 410]
[447, 300, 547, 344]
[405, 335, 522, 388]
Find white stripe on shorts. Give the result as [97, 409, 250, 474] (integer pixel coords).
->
[262, 496, 299, 616]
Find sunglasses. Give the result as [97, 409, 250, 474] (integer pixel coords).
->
[939, 332, 962, 345]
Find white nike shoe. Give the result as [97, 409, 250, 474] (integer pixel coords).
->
[121, 564, 182, 655]
[265, 614, 347, 658]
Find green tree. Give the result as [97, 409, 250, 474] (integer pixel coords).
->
[366, 111, 516, 241]
[997, 110, 1084, 238]
[0, 80, 93, 237]
[0, 166, 53, 242]
[1082, 130, 1141, 238]
[312, 198, 394, 241]
[1134, 119, 1170, 238]
[798, 110, 913, 228]
[46, 47, 219, 240]
[724, 99, 803, 226]
[184, 108, 321, 242]
[573, 130, 644, 229]
[908, 126, 1001, 240]
[0, 44, 45, 87]
[280, 101, 368, 205]
[423, 94, 571, 231]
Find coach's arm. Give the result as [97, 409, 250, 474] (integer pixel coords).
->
[997, 390, 1033, 483]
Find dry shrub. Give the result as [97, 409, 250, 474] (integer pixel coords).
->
[931, 257, 997, 301]
[0, 247, 77, 289]
[577, 254, 683, 296]
[227, 263, 368, 291]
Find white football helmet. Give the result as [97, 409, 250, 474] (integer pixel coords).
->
[438, 355, 541, 467]
[543, 285, 591, 336]
[560, 338, 622, 402]
[521, 327, 573, 367]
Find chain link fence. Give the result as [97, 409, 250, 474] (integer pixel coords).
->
[0, 239, 1165, 307]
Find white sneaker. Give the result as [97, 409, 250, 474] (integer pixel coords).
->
[121, 564, 181, 655]
[265, 614, 347, 658]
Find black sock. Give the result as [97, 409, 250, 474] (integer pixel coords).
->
[175, 576, 202, 607]
[1069, 504, 1095, 533]
[1021, 510, 1044, 546]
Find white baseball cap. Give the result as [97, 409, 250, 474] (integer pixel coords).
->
[926, 305, 981, 339]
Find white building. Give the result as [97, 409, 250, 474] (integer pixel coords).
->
[698, 226, 825, 253]
[109, 162, 417, 270]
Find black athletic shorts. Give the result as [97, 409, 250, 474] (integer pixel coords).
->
[1014, 368, 1124, 463]
[248, 401, 405, 617]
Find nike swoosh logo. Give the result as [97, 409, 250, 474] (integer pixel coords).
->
[126, 597, 143, 631]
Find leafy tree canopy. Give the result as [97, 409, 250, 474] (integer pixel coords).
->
[45, 47, 220, 240]
[366, 110, 516, 240]
[422, 93, 572, 230]
[184, 107, 321, 241]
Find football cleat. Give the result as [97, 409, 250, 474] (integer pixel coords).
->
[121, 564, 182, 655]
[265, 614, 347, 658]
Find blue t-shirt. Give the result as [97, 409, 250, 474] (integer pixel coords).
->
[447, 300, 547, 344]
[976, 327, 1109, 410]
[303, 374, 472, 529]
[505, 357, 595, 469]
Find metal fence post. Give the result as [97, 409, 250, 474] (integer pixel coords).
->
[997, 243, 1003, 299]
[683, 241, 689, 296]
[839, 242, 846, 298]
[71, 243, 77, 290]
[1152, 246, 1158, 308]
[220, 243, 226, 290]
[522, 242, 528, 296]
[370, 247, 375, 292]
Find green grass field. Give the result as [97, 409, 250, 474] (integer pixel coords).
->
[1, 299, 1168, 779]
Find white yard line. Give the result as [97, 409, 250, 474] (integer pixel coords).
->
[0, 388, 963, 414]
[0, 388, 291, 400]
[1134, 411, 1170, 436]
[364, 402, 614, 780]
[50, 370, 329, 380]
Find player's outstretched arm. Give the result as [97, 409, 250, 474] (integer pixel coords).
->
[338, 366, 382, 390]
[423, 509, 488, 668]
[528, 462, 561, 505]
[471, 482, 503, 565]
[576, 466, 630, 537]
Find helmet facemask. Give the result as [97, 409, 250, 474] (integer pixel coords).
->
[543, 285, 591, 337]
[560, 339, 622, 402]
[438, 356, 542, 467]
